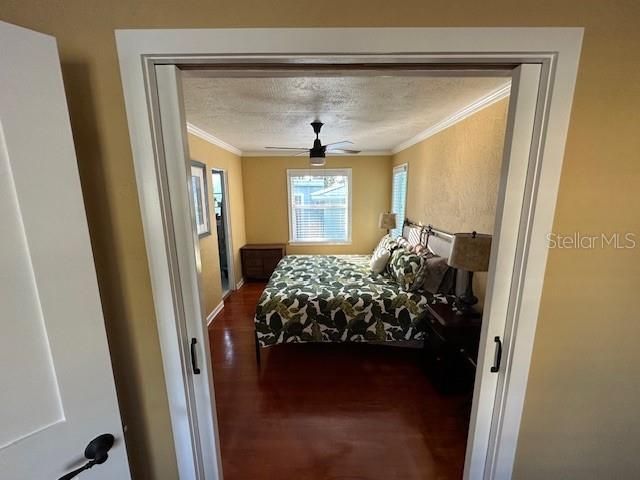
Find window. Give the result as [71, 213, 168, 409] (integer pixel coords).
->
[391, 164, 408, 237]
[287, 169, 352, 244]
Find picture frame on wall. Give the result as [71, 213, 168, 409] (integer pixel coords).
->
[190, 160, 211, 238]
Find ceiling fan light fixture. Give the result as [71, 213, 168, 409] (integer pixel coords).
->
[265, 121, 357, 167]
[309, 155, 326, 167]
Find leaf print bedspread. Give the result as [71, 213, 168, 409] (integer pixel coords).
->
[254, 255, 443, 347]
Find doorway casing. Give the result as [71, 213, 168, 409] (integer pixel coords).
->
[116, 27, 583, 480]
[211, 168, 235, 297]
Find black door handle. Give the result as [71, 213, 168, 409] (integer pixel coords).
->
[191, 337, 201, 375]
[58, 434, 114, 480]
[490, 336, 503, 373]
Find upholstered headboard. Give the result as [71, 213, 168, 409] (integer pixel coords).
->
[423, 224, 455, 259]
[402, 219, 455, 259]
[401, 219, 423, 248]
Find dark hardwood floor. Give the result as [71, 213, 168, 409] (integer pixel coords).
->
[208, 282, 469, 480]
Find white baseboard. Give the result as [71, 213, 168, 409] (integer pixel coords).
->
[235, 278, 245, 290]
[206, 301, 225, 326]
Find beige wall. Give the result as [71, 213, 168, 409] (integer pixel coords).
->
[188, 133, 246, 315]
[2, 2, 638, 478]
[243, 155, 392, 254]
[393, 98, 509, 306]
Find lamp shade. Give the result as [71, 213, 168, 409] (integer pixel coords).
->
[378, 212, 397, 230]
[448, 232, 492, 272]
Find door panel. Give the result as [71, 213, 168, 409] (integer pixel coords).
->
[0, 21, 130, 479]
[0, 150, 65, 448]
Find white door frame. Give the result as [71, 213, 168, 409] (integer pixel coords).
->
[211, 168, 236, 295]
[115, 27, 583, 480]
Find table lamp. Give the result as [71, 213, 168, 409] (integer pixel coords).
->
[378, 212, 397, 234]
[447, 231, 492, 314]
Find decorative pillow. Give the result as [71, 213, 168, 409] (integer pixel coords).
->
[388, 248, 427, 292]
[413, 244, 429, 255]
[421, 253, 451, 294]
[370, 248, 391, 274]
[373, 234, 397, 257]
[438, 267, 456, 295]
[395, 236, 414, 253]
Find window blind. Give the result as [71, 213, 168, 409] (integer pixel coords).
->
[391, 164, 407, 237]
[287, 169, 351, 243]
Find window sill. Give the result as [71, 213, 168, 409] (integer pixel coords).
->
[288, 241, 352, 246]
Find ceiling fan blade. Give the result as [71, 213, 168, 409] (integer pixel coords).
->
[328, 149, 362, 154]
[295, 151, 309, 156]
[324, 140, 353, 149]
[265, 146, 309, 150]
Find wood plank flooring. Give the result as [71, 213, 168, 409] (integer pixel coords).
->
[208, 282, 469, 479]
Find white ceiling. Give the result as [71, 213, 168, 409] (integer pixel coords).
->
[182, 74, 510, 154]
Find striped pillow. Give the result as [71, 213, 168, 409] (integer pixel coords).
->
[395, 236, 414, 252]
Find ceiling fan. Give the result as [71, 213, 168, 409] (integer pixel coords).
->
[265, 121, 361, 166]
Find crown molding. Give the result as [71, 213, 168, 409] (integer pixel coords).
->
[186, 123, 242, 156]
[241, 150, 393, 157]
[391, 83, 511, 155]
[188, 83, 509, 158]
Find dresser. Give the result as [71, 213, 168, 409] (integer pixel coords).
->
[240, 244, 286, 281]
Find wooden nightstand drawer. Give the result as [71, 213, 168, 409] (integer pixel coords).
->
[426, 313, 446, 339]
[240, 244, 286, 281]
[244, 268, 263, 279]
[262, 252, 283, 272]
[423, 324, 445, 351]
[423, 302, 482, 394]
[243, 256, 262, 267]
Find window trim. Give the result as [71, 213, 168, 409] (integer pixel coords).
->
[286, 168, 352, 245]
[391, 163, 408, 237]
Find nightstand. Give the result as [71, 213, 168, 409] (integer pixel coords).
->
[423, 302, 482, 393]
[240, 244, 286, 281]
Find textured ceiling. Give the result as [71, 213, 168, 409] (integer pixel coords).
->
[182, 74, 509, 154]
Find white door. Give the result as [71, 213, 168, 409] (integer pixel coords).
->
[0, 21, 130, 479]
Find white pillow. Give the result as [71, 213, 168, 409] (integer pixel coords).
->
[370, 248, 391, 274]
[373, 233, 397, 257]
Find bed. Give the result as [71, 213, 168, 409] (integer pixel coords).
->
[254, 221, 456, 353]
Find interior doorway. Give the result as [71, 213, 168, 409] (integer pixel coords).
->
[116, 27, 582, 480]
[211, 168, 233, 296]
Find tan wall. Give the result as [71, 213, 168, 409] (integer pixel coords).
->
[243, 155, 392, 254]
[393, 98, 509, 307]
[187, 134, 246, 315]
[2, 2, 638, 478]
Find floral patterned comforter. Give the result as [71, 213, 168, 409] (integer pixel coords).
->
[254, 255, 442, 347]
